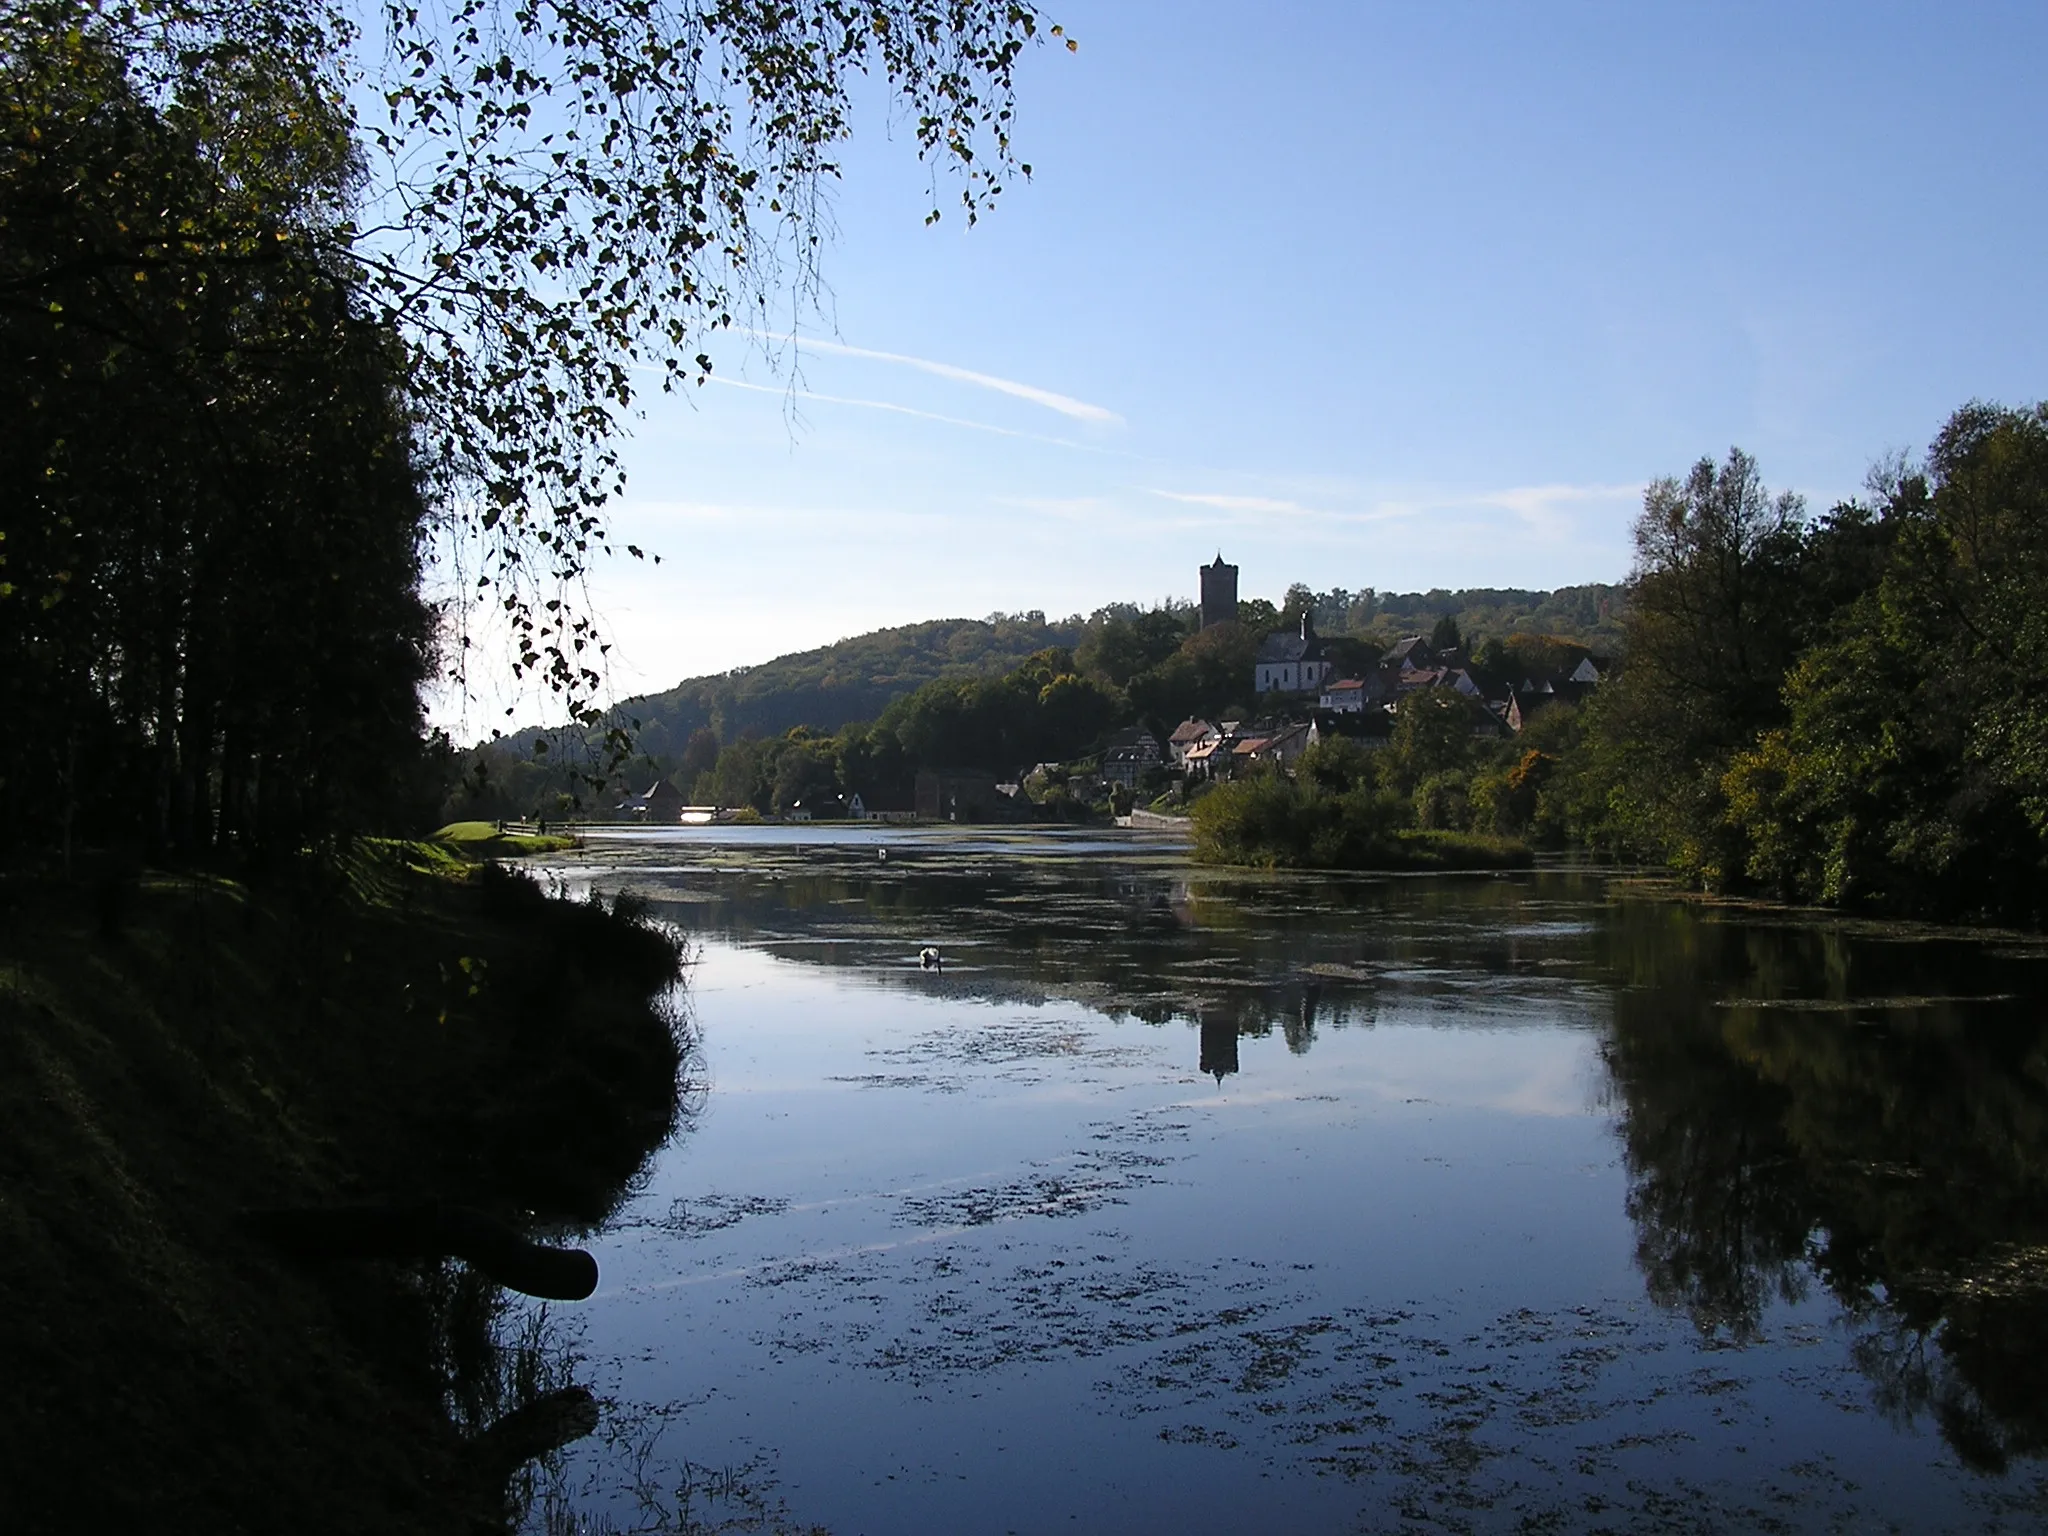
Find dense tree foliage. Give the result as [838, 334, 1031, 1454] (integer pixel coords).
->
[1075, 604, 1195, 687]
[1, 24, 436, 856]
[1154, 402, 2048, 923]
[1187, 768, 1529, 872]
[1124, 621, 1267, 725]
[1562, 407, 2048, 924]
[1288, 583, 1627, 648]
[1, 0, 1062, 713]
[1576, 449, 1810, 881]
[2, 0, 1064, 859]
[593, 612, 1087, 749]
[1716, 407, 2048, 918]
[876, 647, 1120, 773]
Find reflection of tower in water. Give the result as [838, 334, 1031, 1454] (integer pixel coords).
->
[1198, 1011, 1240, 1084]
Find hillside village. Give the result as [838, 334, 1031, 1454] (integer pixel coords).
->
[1165, 615, 1602, 788]
[570, 553, 1611, 827]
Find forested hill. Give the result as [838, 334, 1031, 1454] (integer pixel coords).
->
[604, 612, 1086, 755]
[493, 585, 1626, 760]
[1362, 585, 1624, 642]
[588, 585, 1622, 752]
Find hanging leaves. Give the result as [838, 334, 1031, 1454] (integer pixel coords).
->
[8, 0, 1060, 720]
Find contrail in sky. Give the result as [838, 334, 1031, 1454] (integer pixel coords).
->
[757, 332, 1123, 426]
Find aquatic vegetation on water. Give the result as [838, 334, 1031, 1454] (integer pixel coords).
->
[509, 828, 2048, 1533]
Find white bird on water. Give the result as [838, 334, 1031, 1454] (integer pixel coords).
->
[919, 947, 941, 970]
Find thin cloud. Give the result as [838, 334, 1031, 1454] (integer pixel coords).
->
[758, 332, 1123, 426]
[1472, 482, 1638, 519]
[992, 494, 1118, 521]
[1148, 489, 1308, 514]
[1144, 488, 1421, 527]
[621, 495, 945, 533]
[708, 376, 1089, 449]
[1145, 480, 1641, 540]
[1465, 482, 1640, 538]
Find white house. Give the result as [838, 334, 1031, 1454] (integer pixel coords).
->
[1319, 679, 1368, 713]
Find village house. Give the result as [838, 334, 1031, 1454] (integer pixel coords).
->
[853, 787, 919, 823]
[1210, 717, 1313, 778]
[1101, 726, 1165, 788]
[1167, 718, 1221, 765]
[1395, 664, 1485, 699]
[914, 770, 1009, 822]
[1181, 736, 1225, 779]
[1318, 679, 1369, 714]
[617, 778, 685, 822]
[1506, 670, 1600, 733]
[1248, 721, 1313, 769]
[1384, 636, 1433, 674]
[1226, 733, 1270, 775]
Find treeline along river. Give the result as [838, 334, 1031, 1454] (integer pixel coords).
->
[521, 826, 2048, 1534]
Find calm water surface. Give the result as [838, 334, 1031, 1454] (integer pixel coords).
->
[524, 827, 2048, 1534]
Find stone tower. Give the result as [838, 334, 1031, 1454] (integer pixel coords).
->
[1199, 552, 1239, 630]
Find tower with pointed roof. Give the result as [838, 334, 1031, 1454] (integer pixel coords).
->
[1198, 552, 1239, 630]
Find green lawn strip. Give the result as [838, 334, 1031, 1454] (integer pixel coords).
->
[431, 822, 579, 859]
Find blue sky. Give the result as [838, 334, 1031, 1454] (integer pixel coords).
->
[457, 1, 2048, 725]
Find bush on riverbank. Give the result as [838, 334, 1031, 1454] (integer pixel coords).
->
[0, 845, 690, 1534]
[1190, 774, 1533, 871]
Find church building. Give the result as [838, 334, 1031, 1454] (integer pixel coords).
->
[1254, 613, 1332, 694]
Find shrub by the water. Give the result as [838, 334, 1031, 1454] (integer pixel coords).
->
[1190, 775, 1532, 871]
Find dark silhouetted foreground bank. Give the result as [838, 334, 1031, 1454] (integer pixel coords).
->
[0, 846, 690, 1534]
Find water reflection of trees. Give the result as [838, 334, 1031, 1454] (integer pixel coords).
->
[634, 852, 1609, 1077]
[1599, 902, 2048, 1470]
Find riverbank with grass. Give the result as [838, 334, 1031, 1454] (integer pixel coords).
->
[434, 820, 582, 858]
[1190, 775, 1534, 871]
[0, 844, 689, 1535]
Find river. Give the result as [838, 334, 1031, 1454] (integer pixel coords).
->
[520, 826, 2048, 1534]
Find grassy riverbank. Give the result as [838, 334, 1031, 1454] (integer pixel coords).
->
[434, 820, 581, 858]
[1191, 776, 1534, 871]
[0, 845, 686, 1535]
